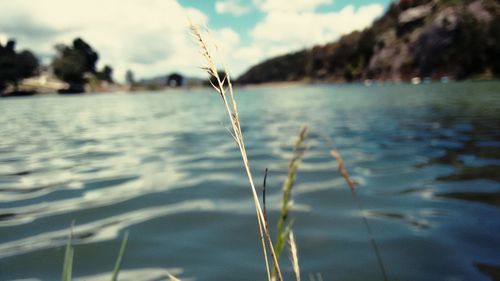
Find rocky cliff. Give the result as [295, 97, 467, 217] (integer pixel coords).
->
[237, 0, 500, 84]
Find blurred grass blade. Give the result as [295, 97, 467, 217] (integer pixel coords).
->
[288, 231, 301, 281]
[275, 126, 308, 259]
[61, 244, 74, 281]
[167, 271, 182, 281]
[308, 273, 323, 281]
[329, 148, 389, 281]
[330, 149, 355, 191]
[111, 232, 129, 281]
[272, 126, 307, 279]
[62, 223, 74, 281]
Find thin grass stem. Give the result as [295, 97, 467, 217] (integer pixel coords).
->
[190, 23, 282, 281]
[61, 222, 75, 281]
[110, 232, 129, 281]
[330, 148, 389, 281]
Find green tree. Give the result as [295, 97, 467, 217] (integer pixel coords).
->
[0, 40, 16, 91]
[72, 38, 98, 73]
[52, 37, 99, 92]
[125, 69, 135, 84]
[96, 65, 113, 83]
[14, 51, 39, 88]
[0, 40, 39, 92]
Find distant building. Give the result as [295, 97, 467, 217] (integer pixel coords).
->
[20, 66, 68, 93]
[167, 73, 184, 87]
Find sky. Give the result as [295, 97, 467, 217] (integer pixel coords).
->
[0, 0, 392, 82]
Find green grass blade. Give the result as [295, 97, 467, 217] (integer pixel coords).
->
[272, 126, 308, 279]
[275, 219, 294, 260]
[61, 246, 74, 281]
[275, 127, 307, 257]
[110, 232, 129, 281]
[62, 224, 74, 281]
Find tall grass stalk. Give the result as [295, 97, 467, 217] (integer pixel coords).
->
[262, 127, 306, 281]
[330, 149, 389, 281]
[275, 126, 308, 259]
[190, 23, 283, 281]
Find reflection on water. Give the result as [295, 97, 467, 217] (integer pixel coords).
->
[0, 82, 499, 281]
[366, 210, 431, 229]
[436, 191, 500, 207]
[477, 263, 500, 281]
[416, 107, 500, 208]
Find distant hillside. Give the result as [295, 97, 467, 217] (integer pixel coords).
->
[237, 0, 500, 84]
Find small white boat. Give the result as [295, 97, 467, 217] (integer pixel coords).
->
[411, 77, 421, 85]
[440, 76, 450, 83]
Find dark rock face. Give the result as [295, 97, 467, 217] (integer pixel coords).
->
[412, 7, 460, 77]
[468, 0, 493, 22]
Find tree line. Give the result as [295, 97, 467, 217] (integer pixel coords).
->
[0, 37, 115, 94]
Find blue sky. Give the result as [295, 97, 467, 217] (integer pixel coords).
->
[180, 0, 392, 53]
[179, 0, 392, 28]
[0, 0, 393, 81]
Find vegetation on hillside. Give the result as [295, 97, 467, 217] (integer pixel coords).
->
[237, 0, 500, 84]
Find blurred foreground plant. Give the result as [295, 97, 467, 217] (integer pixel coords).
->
[61, 224, 129, 281]
[272, 126, 308, 280]
[330, 148, 389, 281]
[190, 23, 283, 281]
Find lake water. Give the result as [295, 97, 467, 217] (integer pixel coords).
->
[0, 82, 499, 281]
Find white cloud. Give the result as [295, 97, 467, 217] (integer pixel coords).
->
[253, 0, 333, 13]
[211, 28, 241, 53]
[250, 4, 384, 59]
[215, 0, 251, 16]
[0, 0, 386, 81]
[0, 0, 212, 81]
[234, 46, 263, 65]
[0, 33, 8, 45]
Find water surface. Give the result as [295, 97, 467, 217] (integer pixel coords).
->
[0, 82, 499, 281]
